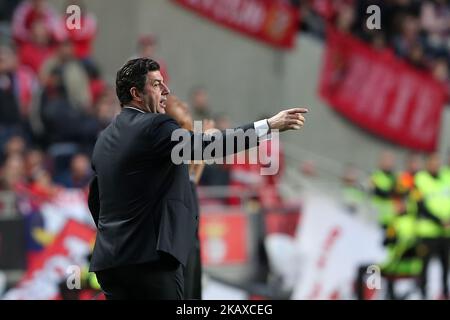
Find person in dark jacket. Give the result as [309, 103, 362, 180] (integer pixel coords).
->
[87, 58, 308, 299]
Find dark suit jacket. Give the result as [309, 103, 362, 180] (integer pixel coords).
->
[88, 107, 259, 272]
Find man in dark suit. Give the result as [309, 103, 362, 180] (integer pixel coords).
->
[88, 58, 307, 299]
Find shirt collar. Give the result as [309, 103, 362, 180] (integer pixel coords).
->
[124, 106, 145, 113]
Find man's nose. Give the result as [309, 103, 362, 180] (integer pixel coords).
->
[162, 83, 170, 95]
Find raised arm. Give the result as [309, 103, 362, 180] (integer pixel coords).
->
[150, 107, 308, 162]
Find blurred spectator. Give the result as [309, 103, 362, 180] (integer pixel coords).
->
[54, 153, 92, 189]
[40, 64, 98, 151]
[36, 39, 99, 154]
[29, 167, 57, 199]
[133, 33, 169, 83]
[214, 113, 231, 131]
[341, 163, 366, 214]
[11, 0, 66, 45]
[40, 39, 92, 109]
[420, 0, 450, 57]
[1, 135, 26, 166]
[395, 153, 422, 214]
[432, 58, 450, 97]
[296, 0, 326, 37]
[300, 159, 318, 177]
[384, 0, 422, 38]
[0, 44, 37, 148]
[190, 86, 212, 121]
[335, 2, 356, 33]
[432, 57, 449, 81]
[199, 113, 232, 188]
[228, 150, 263, 206]
[370, 31, 390, 52]
[371, 150, 397, 229]
[414, 153, 450, 299]
[0, 44, 36, 116]
[0, 153, 26, 190]
[17, 18, 57, 73]
[94, 86, 121, 130]
[24, 148, 46, 179]
[3, 135, 26, 158]
[85, 62, 106, 107]
[392, 14, 424, 60]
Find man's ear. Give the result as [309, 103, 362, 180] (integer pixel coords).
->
[130, 87, 142, 102]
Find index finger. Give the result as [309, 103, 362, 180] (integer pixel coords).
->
[287, 107, 309, 114]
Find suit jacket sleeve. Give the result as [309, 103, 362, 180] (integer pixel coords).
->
[88, 175, 100, 227]
[149, 115, 259, 161]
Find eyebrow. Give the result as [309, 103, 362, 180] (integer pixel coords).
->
[151, 79, 163, 84]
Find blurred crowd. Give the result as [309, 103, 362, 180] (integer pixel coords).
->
[0, 0, 118, 195]
[291, 0, 450, 97]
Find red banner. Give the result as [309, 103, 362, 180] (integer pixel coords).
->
[4, 220, 95, 300]
[172, 0, 299, 49]
[319, 29, 448, 152]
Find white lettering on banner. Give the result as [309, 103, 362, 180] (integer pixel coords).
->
[341, 55, 368, 105]
[409, 87, 436, 143]
[213, 0, 239, 21]
[241, 1, 265, 32]
[387, 76, 416, 129]
[269, 8, 291, 36]
[357, 62, 386, 117]
[210, 0, 265, 32]
[357, 62, 394, 120]
[369, 70, 396, 120]
[174, 0, 296, 49]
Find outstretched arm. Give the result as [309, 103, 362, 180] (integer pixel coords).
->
[151, 107, 308, 161]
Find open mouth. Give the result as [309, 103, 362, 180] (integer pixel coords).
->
[158, 100, 167, 113]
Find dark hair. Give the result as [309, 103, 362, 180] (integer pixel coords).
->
[115, 58, 160, 107]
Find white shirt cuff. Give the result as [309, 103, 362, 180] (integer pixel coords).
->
[254, 119, 271, 140]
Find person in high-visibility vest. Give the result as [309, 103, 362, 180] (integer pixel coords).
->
[370, 151, 397, 229]
[396, 153, 422, 198]
[392, 153, 423, 221]
[411, 153, 450, 299]
[380, 208, 422, 299]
